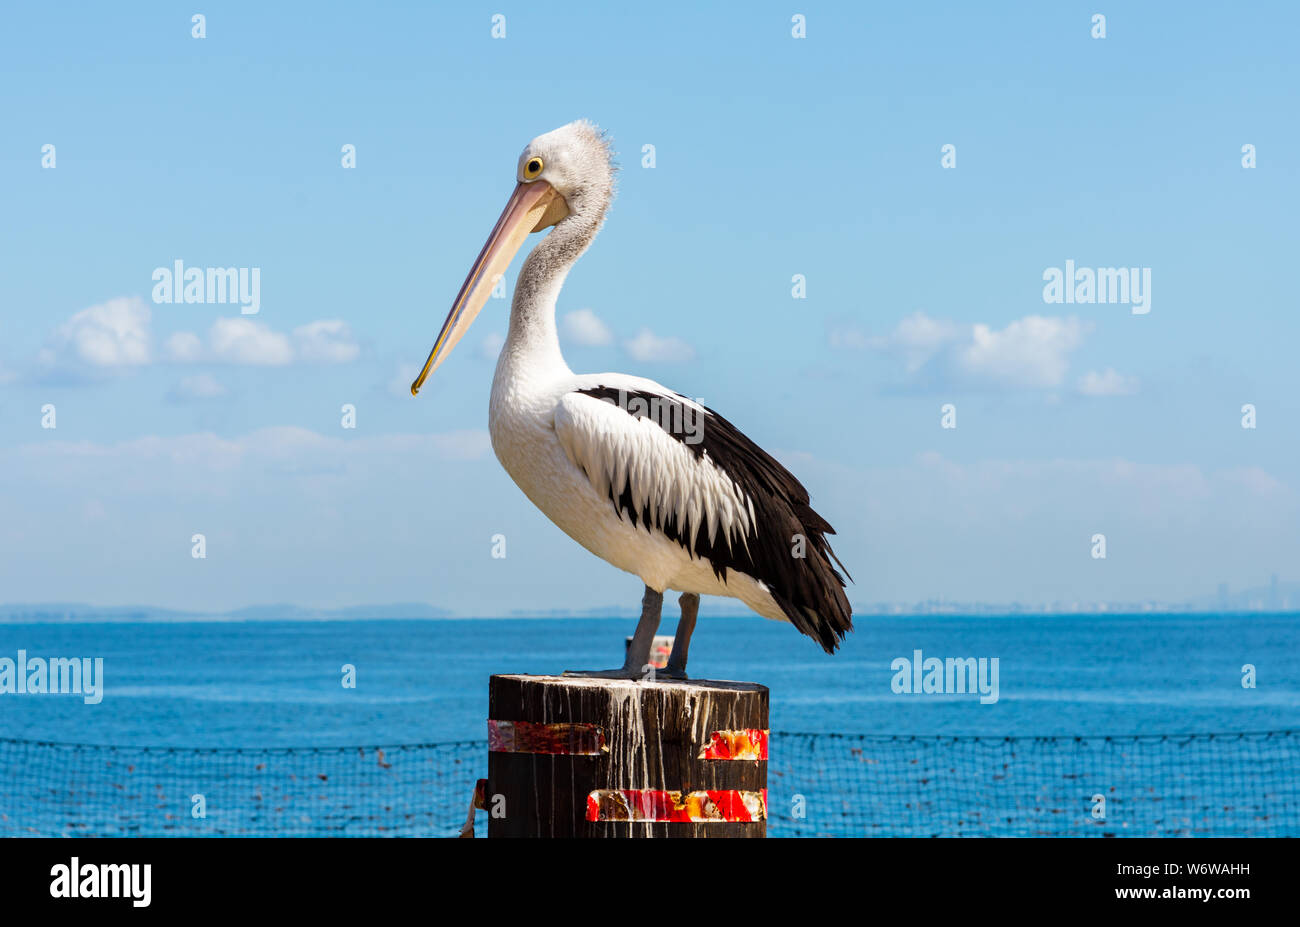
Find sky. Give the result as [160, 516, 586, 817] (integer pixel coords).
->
[0, 2, 1297, 615]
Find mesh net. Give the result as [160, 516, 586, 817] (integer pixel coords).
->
[769, 731, 1300, 837]
[0, 739, 482, 837]
[3, 731, 1296, 837]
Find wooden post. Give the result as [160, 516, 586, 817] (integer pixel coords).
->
[487, 674, 768, 837]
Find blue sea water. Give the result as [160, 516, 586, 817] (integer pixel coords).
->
[0, 612, 1296, 747]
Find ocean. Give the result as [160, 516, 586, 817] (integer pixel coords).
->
[1, 612, 1296, 747]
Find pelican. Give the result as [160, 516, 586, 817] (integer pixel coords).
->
[411, 120, 852, 678]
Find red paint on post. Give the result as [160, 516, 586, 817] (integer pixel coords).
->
[487, 719, 607, 755]
[586, 789, 768, 823]
[699, 729, 769, 760]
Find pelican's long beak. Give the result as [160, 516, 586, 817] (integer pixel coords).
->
[411, 180, 561, 396]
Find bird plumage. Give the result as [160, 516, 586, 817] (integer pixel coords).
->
[558, 384, 853, 653]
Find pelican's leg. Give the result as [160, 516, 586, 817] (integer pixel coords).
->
[564, 586, 663, 679]
[661, 593, 699, 679]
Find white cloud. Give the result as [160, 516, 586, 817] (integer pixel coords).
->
[624, 328, 696, 363]
[293, 320, 360, 364]
[167, 319, 358, 366]
[168, 373, 228, 401]
[562, 308, 613, 346]
[41, 300, 359, 373]
[957, 316, 1087, 388]
[209, 317, 294, 365]
[833, 312, 964, 371]
[49, 297, 152, 367]
[1076, 368, 1139, 397]
[841, 311, 1091, 390]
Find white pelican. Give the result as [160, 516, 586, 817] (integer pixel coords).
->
[411, 120, 852, 678]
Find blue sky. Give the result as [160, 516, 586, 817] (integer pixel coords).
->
[1, 2, 1296, 614]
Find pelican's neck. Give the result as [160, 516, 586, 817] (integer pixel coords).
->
[498, 206, 604, 383]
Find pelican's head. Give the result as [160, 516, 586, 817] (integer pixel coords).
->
[514, 120, 616, 219]
[411, 120, 615, 395]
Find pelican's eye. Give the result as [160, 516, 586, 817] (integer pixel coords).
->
[523, 157, 544, 180]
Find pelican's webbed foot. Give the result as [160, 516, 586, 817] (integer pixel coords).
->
[562, 667, 649, 680]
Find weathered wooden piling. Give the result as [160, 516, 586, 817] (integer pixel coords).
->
[487, 674, 769, 837]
